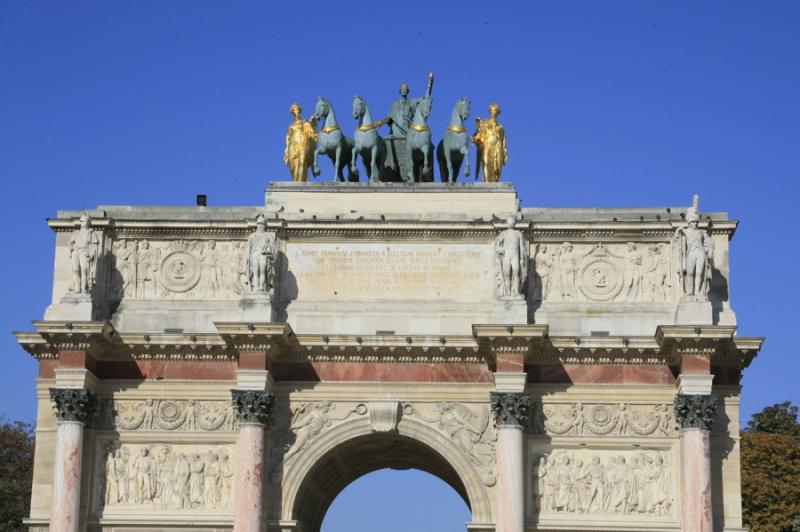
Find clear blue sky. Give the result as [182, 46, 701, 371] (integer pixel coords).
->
[1, 1, 797, 529]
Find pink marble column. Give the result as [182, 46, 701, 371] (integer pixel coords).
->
[495, 425, 524, 532]
[681, 428, 713, 532]
[50, 421, 84, 532]
[234, 423, 266, 532]
[674, 393, 717, 532]
[491, 392, 530, 532]
[232, 389, 274, 532]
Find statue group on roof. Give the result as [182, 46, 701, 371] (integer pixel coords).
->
[283, 73, 508, 184]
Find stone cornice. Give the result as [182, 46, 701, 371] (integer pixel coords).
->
[655, 325, 763, 368]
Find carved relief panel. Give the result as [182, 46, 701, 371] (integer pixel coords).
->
[94, 398, 239, 433]
[528, 446, 677, 521]
[530, 242, 674, 304]
[110, 239, 250, 301]
[528, 402, 678, 438]
[94, 442, 236, 516]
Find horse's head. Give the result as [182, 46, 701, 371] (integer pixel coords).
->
[314, 97, 329, 122]
[352, 95, 365, 119]
[418, 97, 433, 120]
[458, 97, 471, 121]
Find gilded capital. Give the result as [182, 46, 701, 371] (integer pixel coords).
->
[673, 394, 717, 430]
[232, 389, 275, 426]
[49, 388, 96, 424]
[490, 391, 532, 427]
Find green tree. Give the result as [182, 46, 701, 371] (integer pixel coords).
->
[0, 420, 34, 532]
[742, 402, 800, 532]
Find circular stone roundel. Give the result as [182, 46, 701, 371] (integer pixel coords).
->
[578, 258, 623, 301]
[159, 250, 201, 293]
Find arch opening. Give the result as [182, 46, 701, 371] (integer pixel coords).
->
[291, 432, 472, 532]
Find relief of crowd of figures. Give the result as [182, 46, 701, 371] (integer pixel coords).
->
[531, 242, 674, 304]
[268, 401, 497, 487]
[533, 450, 673, 517]
[110, 239, 255, 301]
[99, 443, 234, 512]
[94, 398, 239, 433]
[529, 403, 678, 438]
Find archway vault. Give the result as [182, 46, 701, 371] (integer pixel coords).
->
[280, 415, 494, 531]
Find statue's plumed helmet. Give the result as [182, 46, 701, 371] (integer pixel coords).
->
[79, 213, 91, 225]
[686, 194, 701, 223]
[255, 213, 266, 226]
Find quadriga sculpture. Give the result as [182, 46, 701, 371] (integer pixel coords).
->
[352, 95, 387, 183]
[436, 97, 471, 183]
[405, 96, 435, 182]
[313, 97, 358, 182]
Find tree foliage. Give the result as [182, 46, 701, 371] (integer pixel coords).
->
[742, 402, 800, 532]
[0, 420, 34, 532]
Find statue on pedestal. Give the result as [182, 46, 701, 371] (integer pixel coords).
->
[674, 195, 714, 299]
[69, 213, 100, 294]
[495, 215, 528, 297]
[284, 103, 319, 182]
[245, 214, 277, 293]
[473, 103, 508, 183]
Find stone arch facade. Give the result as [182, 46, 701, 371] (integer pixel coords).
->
[279, 411, 494, 530]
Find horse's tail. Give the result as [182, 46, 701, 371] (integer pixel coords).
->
[436, 140, 449, 182]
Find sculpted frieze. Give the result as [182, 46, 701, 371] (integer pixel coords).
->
[529, 402, 677, 438]
[403, 402, 497, 487]
[94, 398, 238, 433]
[111, 238, 253, 301]
[98, 442, 234, 513]
[532, 448, 674, 517]
[531, 242, 673, 304]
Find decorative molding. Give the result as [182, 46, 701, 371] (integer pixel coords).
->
[673, 394, 717, 430]
[490, 392, 532, 427]
[94, 398, 238, 433]
[50, 388, 96, 424]
[528, 402, 678, 438]
[231, 390, 274, 426]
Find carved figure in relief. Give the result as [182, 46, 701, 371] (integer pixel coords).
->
[203, 451, 221, 508]
[105, 447, 118, 505]
[174, 453, 191, 509]
[219, 452, 233, 508]
[472, 103, 508, 182]
[620, 243, 643, 302]
[674, 195, 714, 298]
[246, 214, 277, 293]
[115, 239, 137, 299]
[136, 240, 160, 298]
[495, 216, 528, 297]
[284, 103, 319, 182]
[284, 402, 333, 462]
[189, 453, 205, 508]
[69, 213, 100, 294]
[585, 456, 605, 513]
[643, 244, 670, 302]
[156, 446, 175, 507]
[532, 244, 554, 302]
[558, 243, 579, 300]
[133, 448, 157, 503]
[201, 241, 221, 294]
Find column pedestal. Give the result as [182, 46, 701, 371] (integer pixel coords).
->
[50, 421, 84, 532]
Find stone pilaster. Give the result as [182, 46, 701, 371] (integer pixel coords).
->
[232, 390, 274, 532]
[48, 388, 95, 532]
[491, 392, 531, 532]
[674, 393, 717, 532]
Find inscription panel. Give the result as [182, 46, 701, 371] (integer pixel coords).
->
[285, 243, 493, 302]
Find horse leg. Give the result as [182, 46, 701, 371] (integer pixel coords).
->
[422, 142, 431, 181]
[461, 145, 470, 177]
[313, 145, 321, 177]
[405, 141, 414, 183]
[334, 144, 343, 182]
[351, 143, 359, 179]
[370, 144, 379, 183]
[445, 146, 454, 184]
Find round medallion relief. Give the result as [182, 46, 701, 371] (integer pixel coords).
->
[159, 251, 201, 293]
[578, 258, 623, 301]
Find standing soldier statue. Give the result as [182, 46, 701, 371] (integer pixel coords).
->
[674, 195, 715, 299]
[495, 215, 528, 297]
[69, 213, 100, 294]
[284, 103, 319, 182]
[246, 214, 277, 293]
[472, 103, 508, 182]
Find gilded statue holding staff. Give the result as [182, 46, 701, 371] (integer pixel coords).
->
[284, 103, 319, 182]
[472, 103, 508, 182]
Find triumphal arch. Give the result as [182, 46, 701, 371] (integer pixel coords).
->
[17, 88, 763, 532]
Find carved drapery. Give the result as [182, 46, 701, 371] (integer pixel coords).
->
[232, 390, 274, 426]
[50, 388, 96, 424]
[673, 394, 717, 430]
[490, 392, 532, 427]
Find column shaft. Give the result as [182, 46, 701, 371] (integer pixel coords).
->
[234, 422, 266, 532]
[495, 425, 524, 532]
[681, 427, 713, 532]
[50, 421, 84, 532]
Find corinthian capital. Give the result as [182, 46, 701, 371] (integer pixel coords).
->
[674, 394, 717, 431]
[232, 390, 275, 426]
[49, 388, 96, 424]
[490, 392, 532, 427]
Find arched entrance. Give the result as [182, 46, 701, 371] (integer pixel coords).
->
[279, 414, 494, 531]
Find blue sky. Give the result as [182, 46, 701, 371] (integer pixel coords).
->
[1, 1, 797, 529]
